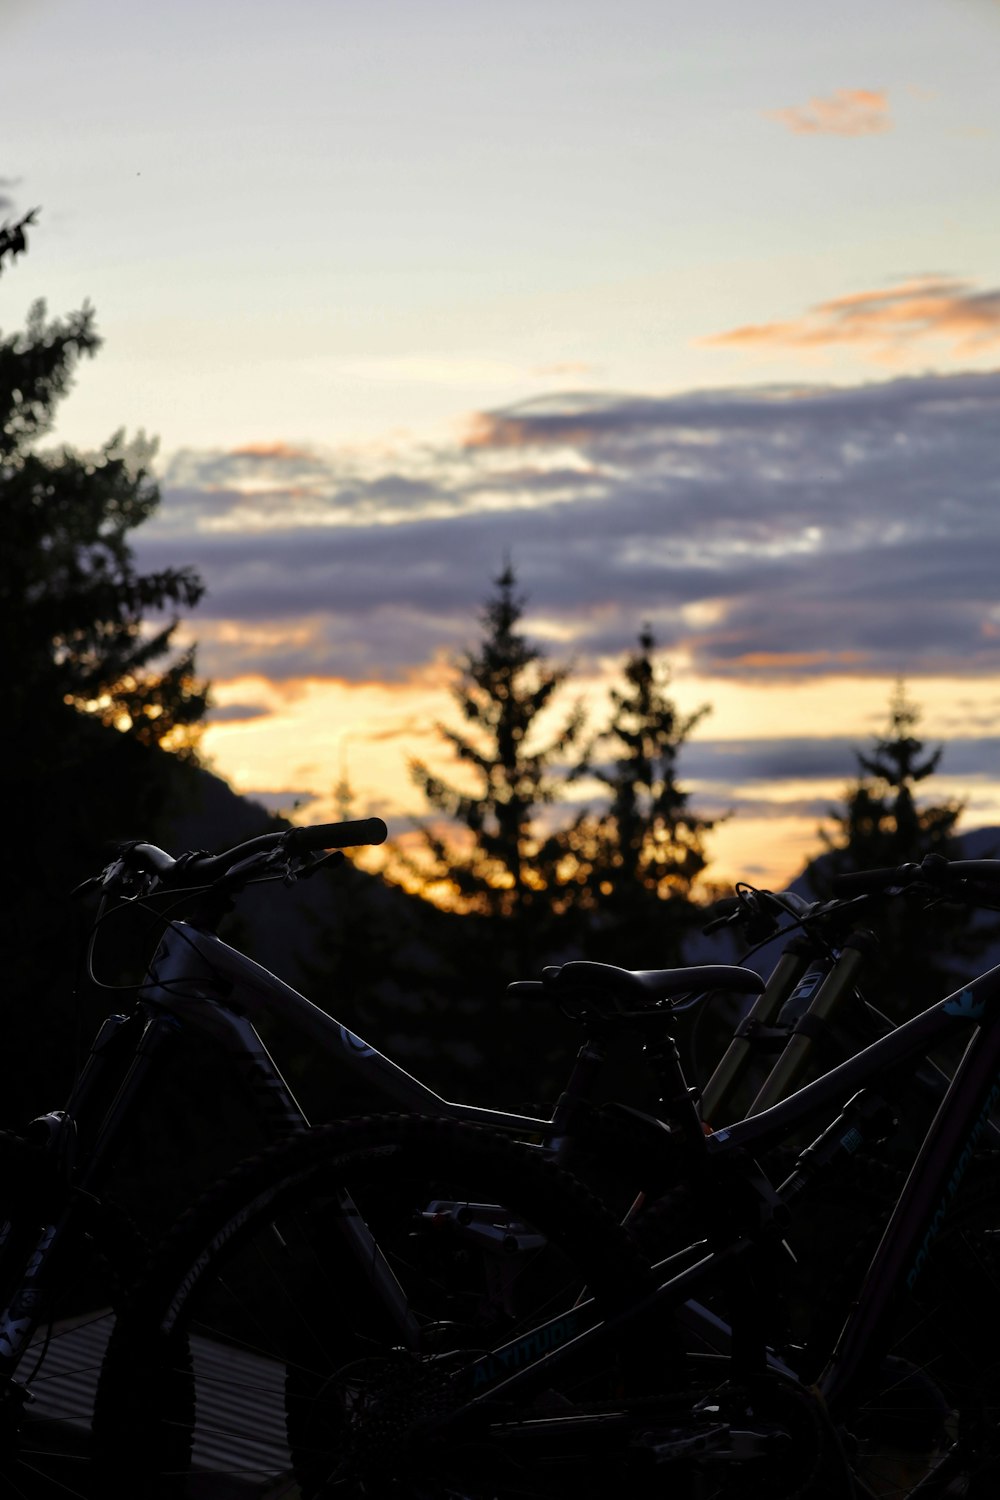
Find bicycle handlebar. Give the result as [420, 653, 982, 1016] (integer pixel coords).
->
[92, 816, 389, 896]
[702, 885, 849, 941]
[708, 853, 1000, 942]
[831, 854, 1000, 899]
[283, 817, 387, 853]
[830, 865, 919, 897]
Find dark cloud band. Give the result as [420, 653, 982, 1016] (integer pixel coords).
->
[140, 368, 1000, 685]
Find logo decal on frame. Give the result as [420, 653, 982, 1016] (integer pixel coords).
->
[942, 989, 985, 1021]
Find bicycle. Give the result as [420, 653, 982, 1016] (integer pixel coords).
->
[0, 816, 763, 1496]
[91, 851, 1000, 1497]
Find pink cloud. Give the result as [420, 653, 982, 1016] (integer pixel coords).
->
[531, 361, 600, 377]
[766, 88, 891, 137]
[701, 277, 1000, 360]
[228, 441, 315, 461]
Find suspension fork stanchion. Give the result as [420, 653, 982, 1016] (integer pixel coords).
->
[700, 939, 816, 1123]
[60, 1010, 146, 1140]
[72, 1014, 183, 1200]
[0, 1014, 184, 1370]
[745, 935, 874, 1116]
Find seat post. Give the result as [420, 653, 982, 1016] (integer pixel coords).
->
[642, 1024, 711, 1153]
[545, 1032, 612, 1164]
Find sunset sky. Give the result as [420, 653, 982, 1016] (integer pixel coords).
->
[5, 0, 1000, 889]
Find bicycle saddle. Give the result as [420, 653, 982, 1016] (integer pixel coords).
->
[539, 961, 765, 1007]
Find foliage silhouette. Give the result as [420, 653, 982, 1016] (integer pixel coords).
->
[819, 681, 961, 874]
[0, 210, 210, 1123]
[404, 562, 585, 964]
[808, 682, 994, 1016]
[1, 219, 208, 756]
[0, 207, 36, 275]
[377, 582, 723, 1107]
[561, 624, 718, 967]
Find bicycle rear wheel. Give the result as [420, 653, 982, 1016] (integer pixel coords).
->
[92, 1115, 658, 1498]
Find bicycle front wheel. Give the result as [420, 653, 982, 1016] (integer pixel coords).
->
[92, 1114, 657, 1498]
[0, 1131, 149, 1499]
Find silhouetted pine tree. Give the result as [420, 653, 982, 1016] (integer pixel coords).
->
[405, 563, 585, 957]
[809, 683, 992, 1016]
[0, 209, 211, 1119]
[1, 210, 208, 755]
[0, 208, 36, 273]
[564, 625, 718, 966]
[386, 564, 589, 1106]
[819, 682, 961, 874]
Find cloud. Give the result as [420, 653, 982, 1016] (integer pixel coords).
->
[364, 717, 439, 744]
[531, 361, 601, 378]
[206, 702, 273, 725]
[766, 88, 891, 137]
[702, 278, 1000, 361]
[141, 369, 1000, 688]
[682, 736, 1000, 786]
[683, 738, 862, 784]
[703, 794, 835, 822]
[227, 442, 317, 463]
[241, 789, 319, 815]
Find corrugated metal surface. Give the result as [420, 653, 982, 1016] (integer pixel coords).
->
[26, 1311, 293, 1490]
[24, 1309, 116, 1429]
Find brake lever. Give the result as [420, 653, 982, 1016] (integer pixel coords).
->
[211, 848, 281, 895]
[702, 897, 743, 936]
[292, 849, 346, 882]
[94, 852, 152, 899]
[702, 900, 781, 946]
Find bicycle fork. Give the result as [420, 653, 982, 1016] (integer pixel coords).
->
[0, 1011, 172, 1381]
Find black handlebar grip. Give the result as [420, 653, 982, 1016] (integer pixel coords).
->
[947, 858, 1000, 884]
[285, 817, 389, 852]
[830, 864, 917, 896]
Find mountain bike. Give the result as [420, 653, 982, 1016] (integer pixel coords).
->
[0, 817, 762, 1497]
[91, 852, 1000, 1497]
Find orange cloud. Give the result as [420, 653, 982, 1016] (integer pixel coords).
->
[532, 361, 600, 377]
[766, 88, 891, 137]
[229, 441, 315, 460]
[734, 650, 867, 672]
[463, 413, 539, 449]
[701, 277, 1000, 360]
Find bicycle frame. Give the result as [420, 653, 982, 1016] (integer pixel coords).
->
[385, 959, 1000, 1453]
[128, 920, 554, 1136]
[0, 917, 561, 1380]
